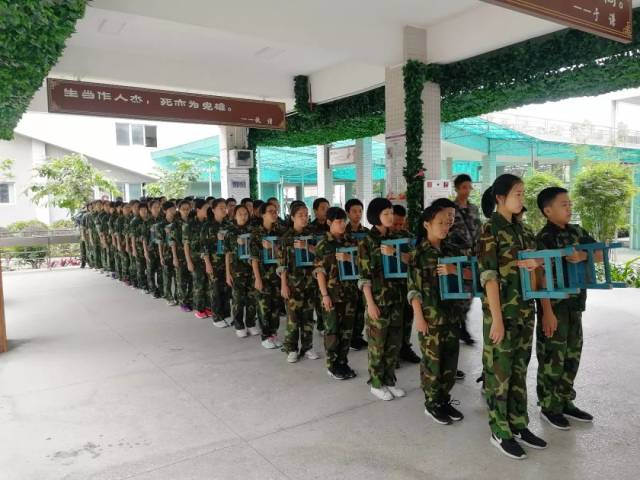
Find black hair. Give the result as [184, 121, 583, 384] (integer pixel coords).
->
[258, 200, 276, 217]
[178, 199, 191, 209]
[290, 202, 308, 218]
[211, 198, 226, 210]
[226, 197, 237, 204]
[162, 201, 175, 211]
[327, 206, 347, 222]
[537, 187, 568, 216]
[345, 198, 363, 213]
[393, 204, 407, 217]
[233, 204, 249, 222]
[454, 174, 473, 188]
[148, 198, 161, 209]
[130, 199, 139, 206]
[266, 197, 278, 204]
[416, 198, 457, 243]
[138, 202, 148, 211]
[313, 197, 329, 211]
[240, 197, 253, 206]
[253, 200, 264, 214]
[205, 196, 215, 202]
[366, 197, 393, 226]
[481, 174, 523, 218]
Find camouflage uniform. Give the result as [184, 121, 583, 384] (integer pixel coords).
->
[478, 212, 536, 440]
[130, 215, 147, 290]
[126, 214, 140, 288]
[158, 218, 177, 302]
[167, 216, 192, 308]
[89, 211, 103, 269]
[250, 224, 285, 340]
[314, 233, 359, 370]
[278, 226, 317, 355]
[145, 216, 164, 296]
[225, 223, 256, 330]
[397, 228, 416, 353]
[202, 219, 229, 323]
[358, 227, 405, 389]
[345, 223, 369, 345]
[309, 219, 330, 331]
[183, 217, 208, 312]
[97, 211, 111, 271]
[75, 210, 88, 268]
[407, 238, 462, 409]
[115, 213, 129, 282]
[108, 212, 120, 278]
[535, 222, 595, 415]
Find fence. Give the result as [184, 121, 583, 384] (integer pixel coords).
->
[0, 228, 81, 270]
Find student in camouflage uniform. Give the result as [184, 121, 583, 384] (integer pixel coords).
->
[159, 201, 178, 305]
[89, 200, 104, 269]
[250, 202, 285, 349]
[478, 174, 547, 460]
[131, 202, 149, 291]
[109, 202, 122, 280]
[75, 203, 90, 268]
[448, 174, 483, 346]
[97, 201, 112, 275]
[202, 198, 230, 327]
[278, 202, 320, 363]
[314, 207, 359, 380]
[345, 198, 369, 351]
[169, 200, 193, 311]
[408, 200, 465, 425]
[358, 197, 407, 402]
[127, 201, 141, 288]
[183, 199, 211, 318]
[116, 202, 132, 284]
[391, 204, 421, 365]
[144, 199, 164, 298]
[225, 204, 258, 337]
[535, 187, 597, 429]
[310, 197, 330, 334]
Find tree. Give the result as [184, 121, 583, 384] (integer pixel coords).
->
[0, 159, 14, 179]
[523, 171, 564, 232]
[145, 159, 202, 198]
[572, 163, 635, 243]
[27, 154, 119, 216]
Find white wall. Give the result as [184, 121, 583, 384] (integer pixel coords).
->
[0, 134, 39, 227]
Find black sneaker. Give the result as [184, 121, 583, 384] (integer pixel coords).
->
[541, 410, 571, 430]
[350, 340, 363, 351]
[327, 366, 346, 380]
[399, 346, 421, 363]
[342, 364, 357, 379]
[424, 405, 452, 425]
[513, 428, 547, 450]
[563, 405, 593, 423]
[441, 401, 464, 421]
[455, 370, 466, 380]
[490, 434, 527, 460]
[459, 328, 475, 346]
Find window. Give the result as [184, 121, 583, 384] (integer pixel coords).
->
[128, 183, 142, 200]
[115, 123, 157, 147]
[0, 183, 15, 204]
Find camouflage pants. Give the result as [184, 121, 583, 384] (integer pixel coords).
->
[283, 294, 315, 354]
[191, 259, 208, 312]
[80, 240, 87, 267]
[175, 259, 193, 307]
[232, 275, 256, 330]
[208, 265, 227, 323]
[163, 261, 177, 302]
[135, 252, 148, 290]
[366, 303, 403, 388]
[536, 304, 583, 414]
[93, 243, 102, 269]
[256, 283, 280, 340]
[483, 313, 534, 440]
[120, 251, 130, 281]
[401, 297, 413, 348]
[324, 301, 355, 369]
[130, 252, 140, 288]
[314, 294, 324, 332]
[419, 323, 460, 409]
[351, 291, 366, 342]
[146, 251, 163, 295]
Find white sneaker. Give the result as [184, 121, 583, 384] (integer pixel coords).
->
[370, 386, 393, 401]
[236, 329, 248, 338]
[386, 385, 406, 398]
[287, 352, 299, 363]
[247, 326, 261, 336]
[304, 350, 320, 360]
[212, 320, 227, 328]
[261, 338, 277, 349]
[271, 336, 283, 348]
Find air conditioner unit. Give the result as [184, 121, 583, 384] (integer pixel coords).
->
[229, 149, 254, 169]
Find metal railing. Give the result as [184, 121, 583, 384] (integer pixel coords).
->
[0, 228, 81, 270]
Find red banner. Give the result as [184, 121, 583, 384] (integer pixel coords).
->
[47, 78, 286, 130]
[482, 0, 632, 43]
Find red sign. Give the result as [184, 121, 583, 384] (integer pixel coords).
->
[47, 78, 286, 130]
[482, 0, 632, 43]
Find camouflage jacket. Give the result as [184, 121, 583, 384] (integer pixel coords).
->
[277, 226, 316, 297]
[407, 239, 460, 326]
[345, 222, 369, 242]
[128, 216, 144, 251]
[249, 223, 285, 287]
[201, 219, 227, 269]
[182, 217, 208, 260]
[313, 232, 359, 303]
[309, 218, 329, 235]
[449, 200, 482, 255]
[536, 221, 596, 312]
[357, 227, 406, 306]
[144, 216, 163, 252]
[478, 212, 536, 320]
[166, 217, 185, 259]
[97, 212, 110, 240]
[224, 223, 253, 278]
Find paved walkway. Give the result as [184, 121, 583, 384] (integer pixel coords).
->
[0, 268, 638, 480]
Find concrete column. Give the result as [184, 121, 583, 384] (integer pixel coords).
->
[316, 145, 333, 202]
[422, 82, 441, 182]
[355, 137, 374, 210]
[481, 151, 497, 189]
[219, 126, 250, 200]
[444, 156, 453, 180]
[631, 165, 640, 250]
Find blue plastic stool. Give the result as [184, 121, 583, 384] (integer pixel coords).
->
[350, 232, 367, 242]
[381, 238, 412, 279]
[566, 242, 626, 289]
[237, 233, 251, 261]
[216, 229, 227, 256]
[294, 235, 316, 267]
[261, 236, 279, 265]
[337, 246, 359, 281]
[438, 256, 482, 300]
[518, 248, 579, 300]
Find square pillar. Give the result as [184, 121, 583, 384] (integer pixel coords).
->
[482, 152, 497, 189]
[219, 126, 250, 200]
[355, 137, 374, 209]
[316, 145, 333, 202]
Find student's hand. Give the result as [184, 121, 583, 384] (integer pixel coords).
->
[237, 238, 245, 245]
[226, 273, 233, 287]
[262, 240, 272, 249]
[517, 258, 539, 272]
[462, 267, 473, 280]
[187, 260, 194, 273]
[367, 302, 381, 321]
[400, 252, 411, 264]
[307, 245, 316, 254]
[380, 244, 395, 256]
[436, 264, 456, 276]
[542, 310, 558, 338]
[322, 294, 333, 312]
[160, 257, 165, 267]
[335, 252, 352, 262]
[566, 249, 587, 264]
[281, 283, 290, 299]
[489, 317, 505, 344]
[205, 262, 213, 275]
[217, 232, 225, 241]
[293, 240, 306, 249]
[254, 277, 264, 292]
[173, 258, 179, 269]
[415, 312, 428, 334]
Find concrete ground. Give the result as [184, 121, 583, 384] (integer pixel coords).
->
[0, 268, 638, 480]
